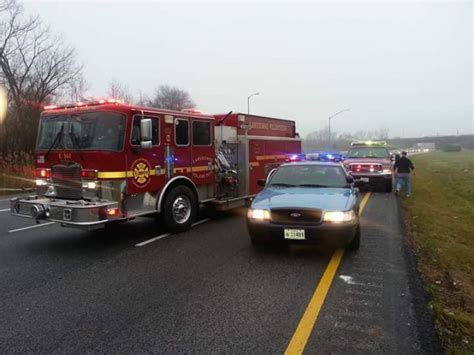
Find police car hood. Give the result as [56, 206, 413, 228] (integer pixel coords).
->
[251, 187, 355, 211]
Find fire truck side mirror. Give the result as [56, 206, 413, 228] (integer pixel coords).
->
[140, 118, 152, 141]
[140, 141, 152, 149]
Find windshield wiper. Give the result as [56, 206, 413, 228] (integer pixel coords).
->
[298, 183, 332, 188]
[45, 123, 65, 160]
[268, 183, 297, 187]
[68, 124, 85, 161]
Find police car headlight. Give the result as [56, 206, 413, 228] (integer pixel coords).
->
[323, 210, 356, 223]
[247, 209, 271, 221]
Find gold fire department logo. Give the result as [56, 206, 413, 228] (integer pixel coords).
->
[132, 159, 151, 187]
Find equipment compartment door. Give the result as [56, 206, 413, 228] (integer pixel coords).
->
[248, 138, 301, 195]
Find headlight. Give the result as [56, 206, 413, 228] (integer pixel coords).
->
[82, 181, 98, 189]
[247, 209, 271, 221]
[36, 179, 47, 186]
[323, 210, 356, 223]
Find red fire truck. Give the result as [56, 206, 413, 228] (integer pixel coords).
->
[10, 100, 301, 232]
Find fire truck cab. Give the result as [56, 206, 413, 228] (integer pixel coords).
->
[10, 100, 301, 232]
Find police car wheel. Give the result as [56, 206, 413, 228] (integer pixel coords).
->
[385, 181, 393, 193]
[163, 186, 197, 233]
[346, 226, 361, 251]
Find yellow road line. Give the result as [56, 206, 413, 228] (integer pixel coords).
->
[285, 192, 372, 355]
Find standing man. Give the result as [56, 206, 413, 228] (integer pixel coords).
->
[394, 151, 415, 197]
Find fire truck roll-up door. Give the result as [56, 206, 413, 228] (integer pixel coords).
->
[241, 135, 301, 196]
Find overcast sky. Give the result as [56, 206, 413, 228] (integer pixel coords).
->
[24, 0, 473, 138]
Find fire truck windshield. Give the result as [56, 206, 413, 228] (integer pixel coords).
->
[36, 112, 126, 152]
[346, 147, 389, 159]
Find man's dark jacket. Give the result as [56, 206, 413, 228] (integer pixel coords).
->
[394, 156, 415, 174]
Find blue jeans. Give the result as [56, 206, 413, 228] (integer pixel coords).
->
[396, 173, 411, 194]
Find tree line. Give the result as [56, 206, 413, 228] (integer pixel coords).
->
[303, 127, 390, 151]
[0, 0, 195, 155]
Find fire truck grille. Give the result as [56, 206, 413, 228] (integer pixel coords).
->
[51, 164, 82, 199]
[350, 164, 383, 173]
[270, 208, 322, 225]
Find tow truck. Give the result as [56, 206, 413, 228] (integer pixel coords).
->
[343, 141, 394, 192]
[10, 100, 301, 232]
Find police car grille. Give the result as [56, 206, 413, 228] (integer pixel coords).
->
[270, 208, 322, 224]
[51, 164, 82, 199]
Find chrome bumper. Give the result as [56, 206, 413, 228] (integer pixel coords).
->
[10, 196, 120, 229]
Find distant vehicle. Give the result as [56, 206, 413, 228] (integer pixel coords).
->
[10, 100, 301, 232]
[305, 151, 344, 162]
[247, 162, 360, 250]
[343, 141, 394, 192]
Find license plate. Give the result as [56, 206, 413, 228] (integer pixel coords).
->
[284, 229, 305, 240]
[360, 177, 370, 183]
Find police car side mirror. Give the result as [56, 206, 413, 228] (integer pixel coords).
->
[257, 179, 266, 187]
[346, 175, 354, 184]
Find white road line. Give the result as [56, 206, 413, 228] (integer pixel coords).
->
[8, 222, 55, 233]
[0, 208, 10, 212]
[135, 233, 171, 247]
[136, 218, 211, 247]
[191, 218, 211, 227]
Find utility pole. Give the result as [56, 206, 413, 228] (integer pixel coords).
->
[328, 108, 350, 149]
[247, 92, 259, 114]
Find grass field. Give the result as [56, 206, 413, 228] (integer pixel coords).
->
[403, 150, 474, 352]
[0, 152, 35, 196]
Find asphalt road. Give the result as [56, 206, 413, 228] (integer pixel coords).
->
[0, 192, 440, 354]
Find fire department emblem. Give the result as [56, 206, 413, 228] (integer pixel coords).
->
[131, 159, 151, 187]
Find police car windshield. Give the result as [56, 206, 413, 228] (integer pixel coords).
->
[347, 147, 389, 159]
[36, 112, 125, 152]
[269, 165, 348, 188]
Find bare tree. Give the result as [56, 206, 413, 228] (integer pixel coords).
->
[107, 79, 133, 103]
[0, 0, 84, 153]
[148, 85, 195, 111]
[65, 75, 88, 103]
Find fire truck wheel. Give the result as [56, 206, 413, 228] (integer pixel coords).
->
[163, 186, 197, 233]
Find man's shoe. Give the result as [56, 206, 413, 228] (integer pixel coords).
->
[395, 191, 399, 196]
[406, 194, 411, 198]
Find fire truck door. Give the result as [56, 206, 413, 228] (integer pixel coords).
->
[172, 117, 192, 178]
[127, 115, 165, 195]
[190, 119, 215, 188]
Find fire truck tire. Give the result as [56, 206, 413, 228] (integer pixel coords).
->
[162, 185, 197, 233]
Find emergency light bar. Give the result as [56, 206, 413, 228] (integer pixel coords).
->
[43, 98, 125, 111]
[181, 108, 203, 114]
[350, 140, 387, 147]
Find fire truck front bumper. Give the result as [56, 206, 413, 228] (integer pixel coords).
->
[10, 196, 121, 229]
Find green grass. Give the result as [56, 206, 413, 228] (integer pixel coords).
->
[403, 151, 474, 352]
[0, 152, 35, 195]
